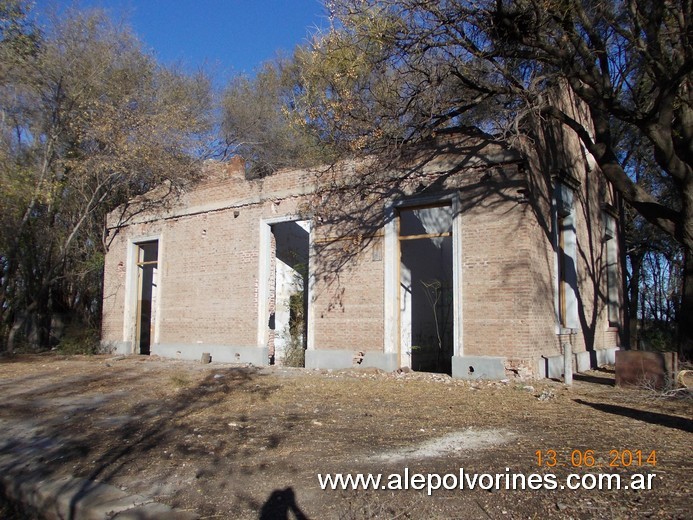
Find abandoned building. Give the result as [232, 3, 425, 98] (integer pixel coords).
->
[101, 101, 623, 380]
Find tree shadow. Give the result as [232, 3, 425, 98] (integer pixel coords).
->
[306, 130, 533, 322]
[0, 363, 299, 518]
[304, 120, 616, 375]
[573, 399, 693, 433]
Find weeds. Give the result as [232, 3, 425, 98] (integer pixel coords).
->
[282, 336, 305, 367]
[169, 373, 192, 389]
[56, 324, 100, 355]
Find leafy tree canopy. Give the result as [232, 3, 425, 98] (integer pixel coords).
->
[0, 2, 214, 351]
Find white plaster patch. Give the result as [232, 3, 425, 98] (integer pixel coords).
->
[373, 428, 515, 463]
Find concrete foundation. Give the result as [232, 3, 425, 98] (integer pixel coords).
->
[305, 349, 356, 370]
[361, 352, 399, 372]
[101, 340, 132, 355]
[152, 343, 269, 365]
[452, 355, 506, 380]
[543, 347, 620, 379]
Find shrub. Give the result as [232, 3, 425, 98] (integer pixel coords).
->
[56, 324, 100, 355]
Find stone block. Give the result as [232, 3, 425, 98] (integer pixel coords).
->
[305, 349, 355, 370]
[452, 355, 506, 380]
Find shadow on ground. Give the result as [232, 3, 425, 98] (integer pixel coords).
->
[573, 398, 693, 433]
[0, 362, 293, 518]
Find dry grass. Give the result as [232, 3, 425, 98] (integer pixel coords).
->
[0, 355, 690, 519]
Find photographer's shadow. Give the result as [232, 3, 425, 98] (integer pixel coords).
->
[259, 487, 310, 520]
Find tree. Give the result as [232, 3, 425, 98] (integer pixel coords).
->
[0, 3, 214, 352]
[221, 57, 334, 177]
[288, 0, 691, 357]
[619, 120, 684, 350]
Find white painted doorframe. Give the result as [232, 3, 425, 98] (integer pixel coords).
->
[383, 194, 463, 369]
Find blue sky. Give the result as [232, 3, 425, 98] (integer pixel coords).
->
[40, 1, 330, 84]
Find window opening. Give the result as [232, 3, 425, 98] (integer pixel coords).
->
[604, 212, 620, 326]
[555, 182, 578, 329]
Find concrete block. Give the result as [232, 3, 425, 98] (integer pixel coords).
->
[77, 494, 155, 520]
[595, 347, 621, 366]
[544, 348, 620, 378]
[305, 349, 355, 369]
[0, 471, 197, 520]
[37, 477, 136, 520]
[0, 474, 138, 520]
[102, 340, 131, 355]
[575, 350, 593, 373]
[361, 352, 398, 372]
[152, 344, 269, 365]
[602, 347, 619, 365]
[543, 355, 564, 379]
[615, 350, 678, 390]
[452, 355, 506, 380]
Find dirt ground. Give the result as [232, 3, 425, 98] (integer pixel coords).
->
[0, 354, 690, 519]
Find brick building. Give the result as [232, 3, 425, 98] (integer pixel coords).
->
[101, 107, 622, 379]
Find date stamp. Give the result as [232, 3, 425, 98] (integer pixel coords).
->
[535, 449, 657, 468]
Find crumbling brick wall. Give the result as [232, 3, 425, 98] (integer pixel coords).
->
[101, 126, 622, 377]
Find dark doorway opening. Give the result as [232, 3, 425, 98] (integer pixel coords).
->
[399, 204, 454, 374]
[135, 240, 158, 355]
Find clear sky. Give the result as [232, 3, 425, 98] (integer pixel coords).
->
[40, 1, 330, 85]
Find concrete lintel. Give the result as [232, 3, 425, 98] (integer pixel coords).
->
[452, 355, 506, 380]
[152, 344, 269, 365]
[305, 349, 355, 370]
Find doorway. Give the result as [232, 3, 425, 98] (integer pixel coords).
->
[399, 204, 454, 374]
[134, 240, 158, 355]
[269, 221, 310, 366]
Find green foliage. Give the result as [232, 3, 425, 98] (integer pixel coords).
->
[639, 323, 679, 353]
[294, 0, 693, 357]
[221, 57, 334, 177]
[56, 324, 100, 355]
[283, 336, 306, 368]
[282, 291, 306, 367]
[0, 1, 214, 352]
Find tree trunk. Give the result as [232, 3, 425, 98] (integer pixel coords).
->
[619, 200, 631, 349]
[30, 285, 53, 350]
[627, 251, 643, 350]
[679, 249, 693, 361]
[678, 176, 693, 361]
[6, 316, 25, 355]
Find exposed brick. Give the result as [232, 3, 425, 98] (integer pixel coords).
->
[102, 125, 622, 377]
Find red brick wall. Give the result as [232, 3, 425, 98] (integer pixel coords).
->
[312, 237, 385, 351]
[102, 124, 622, 376]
